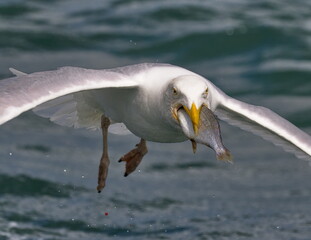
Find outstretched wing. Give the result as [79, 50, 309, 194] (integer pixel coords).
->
[213, 88, 311, 159]
[0, 66, 139, 126]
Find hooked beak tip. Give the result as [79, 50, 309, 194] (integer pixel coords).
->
[183, 103, 201, 135]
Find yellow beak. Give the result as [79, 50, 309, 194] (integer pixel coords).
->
[183, 103, 201, 135]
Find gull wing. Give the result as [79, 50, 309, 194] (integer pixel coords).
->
[9, 68, 27, 76]
[212, 88, 311, 159]
[0, 66, 139, 126]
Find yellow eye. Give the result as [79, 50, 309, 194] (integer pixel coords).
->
[173, 87, 178, 95]
[202, 88, 208, 98]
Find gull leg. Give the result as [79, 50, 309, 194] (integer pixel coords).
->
[118, 139, 148, 177]
[97, 115, 111, 193]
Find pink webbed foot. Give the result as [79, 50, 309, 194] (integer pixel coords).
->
[118, 139, 148, 177]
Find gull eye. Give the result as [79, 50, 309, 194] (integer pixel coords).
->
[202, 88, 208, 98]
[172, 87, 178, 95]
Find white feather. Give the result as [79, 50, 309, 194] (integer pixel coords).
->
[0, 66, 141, 125]
[108, 123, 132, 135]
[213, 90, 311, 159]
[0, 63, 310, 160]
[9, 68, 27, 76]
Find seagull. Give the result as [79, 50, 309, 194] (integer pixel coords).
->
[0, 63, 310, 192]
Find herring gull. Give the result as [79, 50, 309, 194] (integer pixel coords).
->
[0, 63, 310, 192]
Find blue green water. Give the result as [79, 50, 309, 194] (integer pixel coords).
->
[1, 0, 311, 239]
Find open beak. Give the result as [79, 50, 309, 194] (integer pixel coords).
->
[183, 103, 201, 135]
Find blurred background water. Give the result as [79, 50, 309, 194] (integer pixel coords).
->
[1, 0, 311, 239]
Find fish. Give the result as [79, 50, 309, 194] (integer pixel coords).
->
[178, 105, 232, 161]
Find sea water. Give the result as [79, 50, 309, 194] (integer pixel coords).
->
[1, 0, 311, 239]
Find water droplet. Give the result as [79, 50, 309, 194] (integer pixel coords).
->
[9, 152, 12, 156]
[63, 169, 67, 173]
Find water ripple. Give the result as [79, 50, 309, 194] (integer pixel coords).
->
[0, 174, 84, 197]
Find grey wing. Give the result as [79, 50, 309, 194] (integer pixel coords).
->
[0, 67, 139, 126]
[212, 88, 311, 159]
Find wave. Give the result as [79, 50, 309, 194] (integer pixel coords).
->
[0, 174, 84, 197]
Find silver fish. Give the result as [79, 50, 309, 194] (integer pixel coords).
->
[178, 105, 232, 161]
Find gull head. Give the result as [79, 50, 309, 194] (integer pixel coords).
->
[165, 75, 210, 135]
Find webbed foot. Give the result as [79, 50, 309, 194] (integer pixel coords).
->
[118, 139, 148, 177]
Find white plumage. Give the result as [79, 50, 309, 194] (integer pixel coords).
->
[0, 63, 310, 159]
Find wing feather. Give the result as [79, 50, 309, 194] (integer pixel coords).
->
[0, 66, 139, 125]
[213, 89, 311, 159]
[9, 68, 27, 76]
